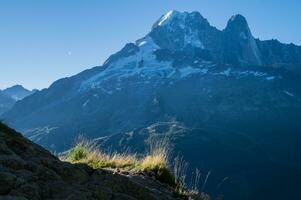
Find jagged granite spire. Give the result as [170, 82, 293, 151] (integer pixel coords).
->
[225, 14, 251, 37]
[223, 14, 262, 66]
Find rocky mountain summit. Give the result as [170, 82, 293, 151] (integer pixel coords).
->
[0, 122, 196, 200]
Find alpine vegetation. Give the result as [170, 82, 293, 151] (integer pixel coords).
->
[63, 136, 209, 199]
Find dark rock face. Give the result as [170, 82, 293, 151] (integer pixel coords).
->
[0, 122, 184, 200]
[257, 39, 301, 69]
[223, 14, 262, 66]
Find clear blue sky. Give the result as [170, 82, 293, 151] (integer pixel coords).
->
[0, 0, 300, 90]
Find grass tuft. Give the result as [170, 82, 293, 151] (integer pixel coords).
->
[68, 142, 89, 162]
[65, 139, 138, 169]
[139, 136, 176, 187]
[62, 136, 210, 199]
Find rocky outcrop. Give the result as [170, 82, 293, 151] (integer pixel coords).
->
[0, 122, 184, 200]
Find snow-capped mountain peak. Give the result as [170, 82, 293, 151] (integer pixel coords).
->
[155, 10, 179, 26]
[78, 10, 301, 91]
[150, 10, 212, 50]
[153, 10, 209, 28]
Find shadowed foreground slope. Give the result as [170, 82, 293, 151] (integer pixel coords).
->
[0, 122, 198, 200]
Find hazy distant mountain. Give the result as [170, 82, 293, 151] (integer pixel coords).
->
[2, 11, 301, 200]
[2, 85, 37, 101]
[0, 91, 15, 115]
[0, 85, 37, 115]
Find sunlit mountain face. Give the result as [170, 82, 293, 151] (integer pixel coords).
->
[2, 11, 301, 200]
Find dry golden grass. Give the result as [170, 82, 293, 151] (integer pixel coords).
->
[63, 139, 139, 169]
[141, 154, 166, 169]
[63, 136, 170, 173]
[141, 136, 169, 170]
[61, 136, 210, 199]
